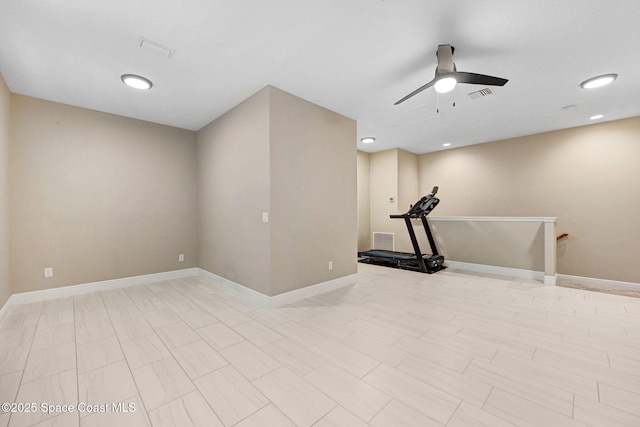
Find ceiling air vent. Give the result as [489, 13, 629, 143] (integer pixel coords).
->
[468, 88, 494, 100]
[139, 37, 174, 59]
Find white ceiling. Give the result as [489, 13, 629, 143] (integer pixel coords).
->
[2, 0, 639, 154]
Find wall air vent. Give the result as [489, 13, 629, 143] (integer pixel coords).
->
[373, 232, 394, 251]
[468, 88, 494, 99]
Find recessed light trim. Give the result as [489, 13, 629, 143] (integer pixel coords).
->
[435, 76, 457, 94]
[590, 114, 604, 120]
[580, 74, 617, 89]
[121, 74, 153, 90]
[361, 137, 375, 144]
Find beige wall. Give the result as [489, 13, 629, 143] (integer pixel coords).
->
[397, 149, 419, 211]
[429, 219, 545, 271]
[369, 149, 399, 248]
[0, 74, 10, 307]
[197, 87, 272, 295]
[10, 96, 198, 293]
[357, 151, 370, 251]
[368, 148, 423, 253]
[3, 84, 355, 301]
[198, 86, 357, 296]
[269, 87, 357, 295]
[418, 117, 640, 283]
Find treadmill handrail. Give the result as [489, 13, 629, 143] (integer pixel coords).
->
[390, 195, 439, 219]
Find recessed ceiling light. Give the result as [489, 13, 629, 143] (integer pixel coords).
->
[121, 74, 153, 90]
[435, 76, 457, 94]
[361, 137, 375, 144]
[590, 114, 604, 120]
[443, 143, 452, 147]
[580, 74, 617, 89]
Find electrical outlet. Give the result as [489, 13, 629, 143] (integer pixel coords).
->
[44, 267, 53, 278]
[178, 254, 185, 262]
[328, 261, 333, 270]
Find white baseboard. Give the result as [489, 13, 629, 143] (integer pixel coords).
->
[558, 274, 640, 292]
[269, 273, 359, 307]
[2, 265, 638, 323]
[197, 268, 359, 307]
[196, 269, 272, 306]
[0, 267, 359, 322]
[445, 260, 546, 283]
[6, 268, 198, 307]
[445, 262, 640, 290]
[0, 294, 12, 324]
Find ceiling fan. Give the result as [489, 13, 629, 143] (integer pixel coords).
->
[394, 44, 508, 105]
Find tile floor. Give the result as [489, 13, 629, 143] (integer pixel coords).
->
[1, 264, 640, 426]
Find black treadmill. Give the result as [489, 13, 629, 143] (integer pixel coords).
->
[359, 186, 445, 274]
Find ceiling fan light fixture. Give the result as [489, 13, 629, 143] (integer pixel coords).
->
[580, 74, 617, 89]
[434, 76, 457, 94]
[121, 74, 153, 90]
[361, 137, 375, 144]
[394, 44, 508, 105]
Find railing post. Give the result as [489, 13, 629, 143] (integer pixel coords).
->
[543, 218, 557, 285]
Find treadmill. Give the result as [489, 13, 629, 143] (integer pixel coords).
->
[359, 186, 445, 274]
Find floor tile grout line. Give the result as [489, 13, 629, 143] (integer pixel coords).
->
[7, 301, 43, 426]
[486, 385, 577, 422]
[120, 278, 237, 425]
[366, 397, 393, 425]
[445, 399, 464, 426]
[480, 386, 518, 426]
[100, 289, 154, 425]
[71, 295, 80, 425]
[361, 362, 462, 425]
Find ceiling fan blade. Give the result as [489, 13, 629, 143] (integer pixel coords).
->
[394, 79, 436, 105]
[455, 71, 508, 86]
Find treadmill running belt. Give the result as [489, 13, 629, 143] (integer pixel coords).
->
[358, 249, 417, 260]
